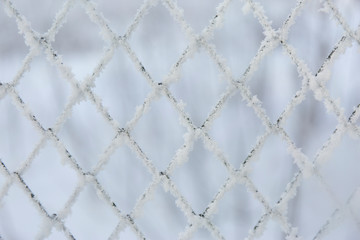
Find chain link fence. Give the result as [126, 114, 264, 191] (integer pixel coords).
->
[0, 0, 360, 239]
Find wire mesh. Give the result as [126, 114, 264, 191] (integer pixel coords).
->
[0, 0, 360, 239]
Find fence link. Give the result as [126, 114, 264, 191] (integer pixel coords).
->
[0, 0, 360, 239]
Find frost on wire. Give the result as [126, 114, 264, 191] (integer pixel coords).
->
[0, 0, 360, 239]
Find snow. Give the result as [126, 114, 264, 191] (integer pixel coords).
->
[1, 0, 360, 239]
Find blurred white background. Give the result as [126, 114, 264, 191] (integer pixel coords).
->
[0, 0, 360, 239]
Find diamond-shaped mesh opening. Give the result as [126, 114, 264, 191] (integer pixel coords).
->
[117, 226, 139, 240]
[284, 92, 338, 158]
[22, 141, 77, 214]
[320, 135, 360, 203]
[213, 184, 264, 240]
[171, 139, 228, 213]
[96, 144, 152, 213]
[326, 44, 360, 116]
[128, 3, 188, 83]
[96, 0, 144, 35]
[191, 227, 215, 239]
[332, 0, 360, 29]
[132, 95, 186, 170]
[287, 0, 344, 73]
[288, 176, 337, 239]
[44, 228, 68, 240]
[248, 46, 302, 122]
[135, 185, 187, 239]
[170, 48, 228, 127]
[254, 218, 284, 240]
[58, 100, 115, 172]
[256, 0, 297, 29]
[64, 183, 119, 239]
[17, 53, 71, 129]
[94, 47, 151, 127]
[177, 0, 223, 32]
[212, 0, 263, 78]
[0, 8, 28, 84]
[52, 2, 106, 81]
[0, 95, 41, 172]
[325, 215, 360, 240]
[248, 134, 298, 205]
[209, 91, 266, 167]
[0, 185, 43, 239]
[10, 0, 64, 33]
